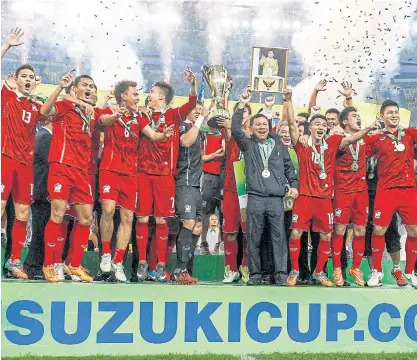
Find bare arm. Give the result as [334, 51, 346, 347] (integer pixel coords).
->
[339, 81, 353, 108]
[340, 122, 378, 149]
[142, 124, 174, 141]
[308, 79, 327, 114]
[97, 91, 114, 109]
[284, 89, 299, 146]
[202, 148, 224, 163]
[1, 28, 24, 59]
[40, 72, 74, 117]
[181, 117, 204, 147]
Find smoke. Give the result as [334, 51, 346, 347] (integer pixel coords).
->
[291, 0, 416, 109]
[8, 0, 150, 89]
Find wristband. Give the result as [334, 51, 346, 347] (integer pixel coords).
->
[194, 116, 204, 129]
[346, 97, 352, 100]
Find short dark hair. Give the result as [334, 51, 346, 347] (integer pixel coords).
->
[325, 108, 340, 116]
[234, 102, 252, 115]
[154, 81, 174, 105]
[114, 80, 137, 104]
[250, 114, 268, 127]
[64, 82, 74, 94]
[380, 99, 399, 115]
[74, 75, 94, 88]
[339, 107, 357, 128]
[297, 112, 310, 122]
[310, 114, 327, 125]
[15, 64, 35, 77]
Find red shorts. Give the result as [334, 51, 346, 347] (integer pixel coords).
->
[136, 172, 175, 218]
[222, 190, 247, 233]
[48, 163, 93, 205]
[100, 170, 137, 212]
[65, 173, 96, 218]
[1, 154, 33, 204]
[333, 190, 369, 226]
[291, 195, 334, 233]
[373, 187, 417, 226]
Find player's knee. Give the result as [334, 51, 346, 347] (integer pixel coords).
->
[353, 226, 366, 237]
[120, 211, 134, 225]
[155, 217, 166, 225]
[373, 225, 387, 236]
[50, 206, 66, 222]
[334, 224, 346, 236]
[138, 216, 149, 224]
[320, 232, 332, 241]
[101, 203, 116, 219]
[1, 200, 7, 217]
[183, 219, 195, 230]
[405, 226, 417, 237]
[78, 214, 93, 226]
[14, 204, 30, 221]
[225, 233, 237, 242]
[290, 229, 302, 239]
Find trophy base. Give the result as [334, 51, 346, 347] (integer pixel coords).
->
[207, 115, 229, 129]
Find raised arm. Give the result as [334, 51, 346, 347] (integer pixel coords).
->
[181, 101, 213, 147]
[340, 121, 379, 149]
[40, 72, 73, 117]
[177, 67, 197, 122]
[338, 81, 354, 108]
[307, 79, 327, 114]
[97, 90, 114, 109]
[231, 87, 252, 152]
[283, 89, 299, 146]
[1, 28, 24, 59]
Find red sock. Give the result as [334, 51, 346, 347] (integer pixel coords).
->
[54, 219, 68, 263]
[149, 235, 157, 270]
[289, 237, 300, 271]
[70, 223, 90, 267]
[11, 219, 27, 261]
[315, 240, 331, 273]
[135, 222, 149, 262]
[352, 235, 365, 269]
[102, 240, 111, 255]
[371, 234, 385, 272]
[405, 236, 417, 274]
[242, 234, 248, 267]
[65, 223, 76, 266]
[113, 248, 126, 264]
[156, 222, 169, 264]
[331, 233, 344, 269]
[224, 237, 238, 271]
[43, 219, 61, 266]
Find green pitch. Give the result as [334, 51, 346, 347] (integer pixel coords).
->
[3, 354, 417, 360]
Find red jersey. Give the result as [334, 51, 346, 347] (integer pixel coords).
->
[49, 100, 97, 171]
[367, 127, 417, 190]
[137, 95, 197, 176]
[294, 135, 343, 199]
[224, 136, 242, 193]
[99, 107, 148, 175]
[1, 86, 43, 166]
[335, 137, 368, 194]
[88, 127, 101, 175]
[202, 131, 224, 175]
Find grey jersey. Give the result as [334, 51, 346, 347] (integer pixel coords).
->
[175, 120, 203, 187]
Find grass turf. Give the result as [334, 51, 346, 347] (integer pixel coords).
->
[3, 354, 417, 360]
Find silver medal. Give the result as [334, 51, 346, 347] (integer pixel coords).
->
[319, 172, 327, 180]
[368, 173, 375, 180]
[262, 170, 271, 178]
[396, 143, 405, 152]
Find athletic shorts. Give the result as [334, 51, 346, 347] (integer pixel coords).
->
[175, 185, 202, 221]
[136, 172, 175, 218]
[48, 163, 93, 205]
[201, 172, 221, 215]
[1, 154, 33, 205]
[222, 190, 247, 233]
[99, 170, 137, 212]
[333, 190, 369, 226]
[291, 195, 334, 233]
[373, 187, 417, 227]
[65, 173, 96, 218]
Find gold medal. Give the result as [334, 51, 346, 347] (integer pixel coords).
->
[368, 173, 375, 180]
[351, 163, 359, 172]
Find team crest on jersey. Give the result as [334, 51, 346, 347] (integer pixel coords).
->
[31, 104, 38, 111]
[54, 183, 62, 193]
[185, 204, 192, 213]
[335, 208, 342, 217]
[292, 214, 299, 222]
[0, 184, 4, 193]
[380, 137, 386, 141]
[375, 210, 381, 219]
[202, 200, 207, 208]
[103, 185, 110, 193]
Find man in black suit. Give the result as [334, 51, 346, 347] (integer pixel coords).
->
[24, 119, 52, 279]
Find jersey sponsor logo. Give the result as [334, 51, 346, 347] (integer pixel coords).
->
[292, 214, 299, 223]
[46, 242, 56, 248]
[375, 210, 381, 219]
[380, 137, 386, 141]
[1, 184, 4, 193]
[185, 204, 192, 213]
[57, 237, 65, 243]
[103, 185, 110, 193]
[335, 208, 342, 217]
[54, 183, 62, 193]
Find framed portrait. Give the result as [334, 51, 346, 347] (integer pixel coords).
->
[250, 46, 289, 93]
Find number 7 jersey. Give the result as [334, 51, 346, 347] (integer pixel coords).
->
[1, 86, 43, 166]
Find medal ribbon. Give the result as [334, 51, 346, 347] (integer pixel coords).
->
[118, 114, 138, 140]
[385, 127, 403, 146]
[74, 107, 91, 135]
[369, 156, 377, 174]
[258, 139, 274, 172]
[150, 105, 169, 130]
[311, 141, 325, 174]
[349, 143, 360, 166]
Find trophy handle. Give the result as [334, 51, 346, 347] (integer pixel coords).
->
[201, 65, 212, 90]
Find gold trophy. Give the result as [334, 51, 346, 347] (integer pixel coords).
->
[201, 65, 230, 128]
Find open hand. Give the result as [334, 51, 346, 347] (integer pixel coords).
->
[79, 101, 94, 118]
[287, 188, 299, 199]
[137, 106, 151, 120]
[338, 81, 353, 98]
[5, 28, 24, 47]
[265, 96, 275, 108]
[184, 66, 196, 85]
[311, 105, 321, 115]
[163, 124, 175, 138]
[59, 72, 74, 89]
[283, 88, 292, 102]
[239, 86, 252, 104]
[315, 79, 327, 92]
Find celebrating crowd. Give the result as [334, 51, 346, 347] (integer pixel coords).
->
[2, 27, 417, 288]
